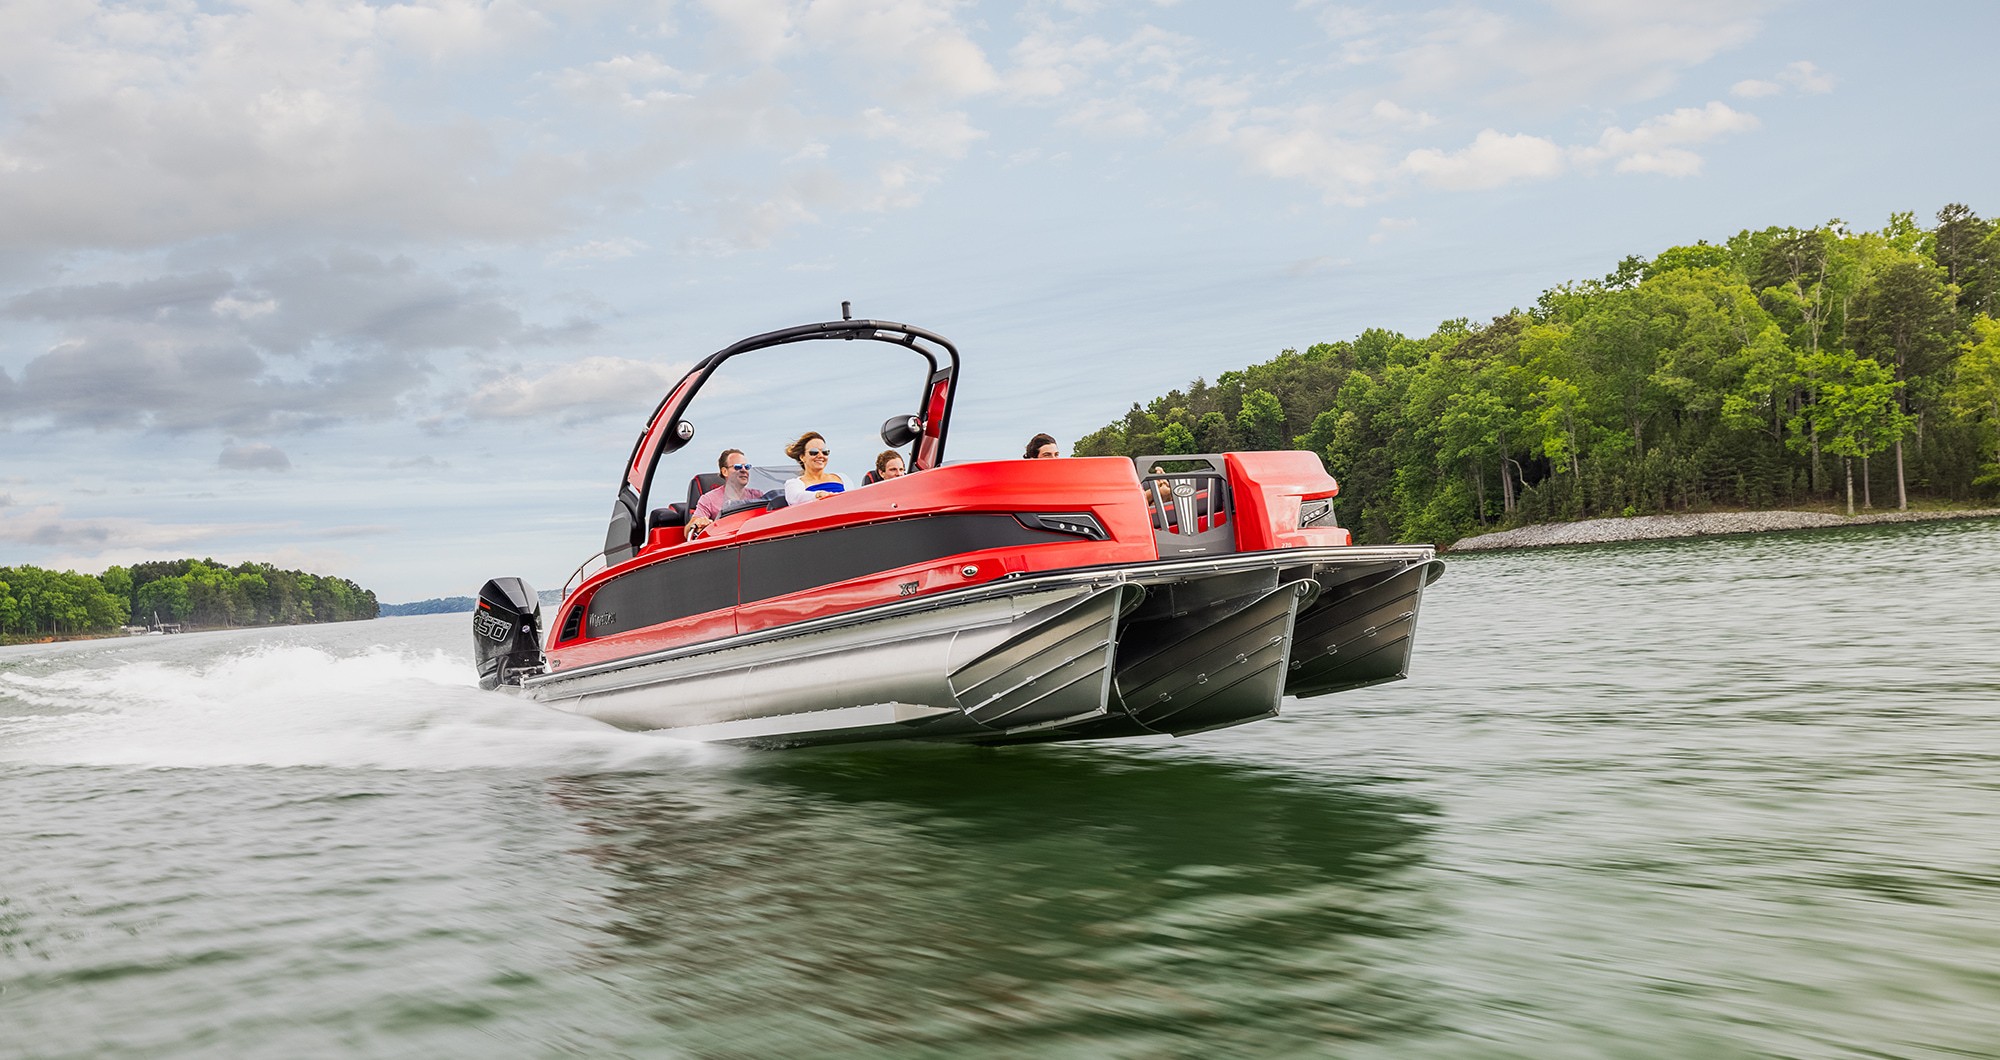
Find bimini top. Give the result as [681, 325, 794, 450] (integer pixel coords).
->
[600, 314, 962, 564]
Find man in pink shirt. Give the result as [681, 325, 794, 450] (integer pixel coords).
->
[687, 448, 765, 538]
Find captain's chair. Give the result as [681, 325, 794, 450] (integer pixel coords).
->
[686, 472, 724, 511]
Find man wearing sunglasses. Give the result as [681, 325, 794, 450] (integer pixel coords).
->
[687, 448, 765, 539]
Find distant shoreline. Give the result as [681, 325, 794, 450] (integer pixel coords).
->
[1448, 507, 2000, 552]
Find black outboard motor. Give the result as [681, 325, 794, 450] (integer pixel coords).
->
[473, 577, 545, 690]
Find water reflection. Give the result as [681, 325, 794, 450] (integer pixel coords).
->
[548, 747, 1442, 1055]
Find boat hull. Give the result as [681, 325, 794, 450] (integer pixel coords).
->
[516, 546, 1441, 748]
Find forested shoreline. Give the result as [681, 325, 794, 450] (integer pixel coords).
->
[0, 559, 378, 642]
[1076, 204, 2000, 545]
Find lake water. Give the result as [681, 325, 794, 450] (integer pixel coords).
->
[5, 519, 1999, 1058]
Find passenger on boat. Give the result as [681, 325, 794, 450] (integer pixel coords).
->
[866, 450, 906, 483]
[1025, 433, 1059, 459]
[783, 432, 845, 503]
[687, 449, 765, 538]
[1149, 464, 1171, 503]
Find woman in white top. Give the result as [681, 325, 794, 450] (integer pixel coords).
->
[782, 431, 845, 504]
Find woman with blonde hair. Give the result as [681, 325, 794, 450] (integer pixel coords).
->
[782, 431, 845, 504]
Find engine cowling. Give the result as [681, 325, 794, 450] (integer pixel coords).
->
[473, 577, 545, 690]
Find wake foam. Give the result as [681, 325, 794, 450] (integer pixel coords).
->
[0, 643, 717, 772]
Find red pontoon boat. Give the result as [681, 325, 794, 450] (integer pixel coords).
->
[474, 314, 1443, 748]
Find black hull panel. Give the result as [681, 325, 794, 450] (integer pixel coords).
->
[1283, 559, 1441, 698]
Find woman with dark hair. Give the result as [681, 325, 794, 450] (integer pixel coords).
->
[782, 431, 844, 504]
[1024, 433, 1059, 459]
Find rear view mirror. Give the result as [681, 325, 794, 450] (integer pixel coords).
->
[880, 414, 920, 447]
[659, 419, 695, 455]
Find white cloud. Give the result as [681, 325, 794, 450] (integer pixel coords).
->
[1402, 130, 1566, 191]
[0, 254, 585, 435]
[1005, 21, 1196, 103]
[1368, 215, 1417, 245]
[1059, 97, 1157, 138]
[1284, 255, 1352, 277]
[1378, 2, 1769, 106]
[1572, 101, 1760, 175]
[547, 52, 705, 109]
[698, 0, 801, 65]
[1781, 59, 1835, 93]
[1732, 60, 1834, 99]
[0, 503, 286, 551]
[860, 107, 988, 158]
[0, 0, 586, 252]
[466, 356, 689, 421]
[864, 162, 940, 212]
[1370, 100, 1436, 129]
[1613, 149, 1705, 177]
[218, 442, 293, 472]
[704, 0, 1000, 100]
[545, 238, 647, 267]
[376, 0, 551, 60]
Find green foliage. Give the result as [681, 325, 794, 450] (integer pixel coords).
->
[1235, 389, 1287, 450]
[1789, 351, 1908, 461]
[1159, 422, 1197, 455]
[1072, 204, 2000, 541]
[1950, 315, 2000, 489]
[0, 566, 129, 637]
[0, 558, 379, 639]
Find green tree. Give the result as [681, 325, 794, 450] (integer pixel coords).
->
[1929, 203, 1995, 315]
[1949, 315, 2000, 490]
[1791, 351, 1910, 514]
[1235, 389, 1286, 450]
[1851, 259, 1958, 508]
[1194, 411, 1233, 452]
[136, 577, 192, 624]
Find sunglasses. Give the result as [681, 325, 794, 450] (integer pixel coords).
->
[806, 448, 830, 456]
[727, 463, 752, 471]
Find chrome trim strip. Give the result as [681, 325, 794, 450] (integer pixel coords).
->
[650, 702, 961, 743]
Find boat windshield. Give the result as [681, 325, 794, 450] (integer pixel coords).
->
[746, 465, 794, 495]
[640, 337, 927, 518]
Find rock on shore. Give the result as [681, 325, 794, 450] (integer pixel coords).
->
[1448, 508, 2000, 552]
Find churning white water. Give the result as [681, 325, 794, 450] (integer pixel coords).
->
[0, 617, 717, 772]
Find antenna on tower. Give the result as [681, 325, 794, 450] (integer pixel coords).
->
[840, 300, 852, 321]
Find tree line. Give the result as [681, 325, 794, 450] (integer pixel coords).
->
[0, 559, 379, 639]
[1076, 204, 2000, 544]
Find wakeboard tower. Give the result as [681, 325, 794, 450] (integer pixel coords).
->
[474, 310, 1443, 748]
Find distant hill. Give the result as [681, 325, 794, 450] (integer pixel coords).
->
[379, 588, 564, 617]
[379, 596, 475, 617]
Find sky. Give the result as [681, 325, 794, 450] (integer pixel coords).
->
[2, 0, 1996, 602]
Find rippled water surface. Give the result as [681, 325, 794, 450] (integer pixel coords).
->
[5, 519, 1999, 1058]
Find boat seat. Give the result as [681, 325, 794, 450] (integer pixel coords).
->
[861, 470, 882, 485]
[649, 504, 688, 530]
[687, 472, 724, 510]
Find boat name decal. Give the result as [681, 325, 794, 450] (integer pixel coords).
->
[898, 580, 920, 597]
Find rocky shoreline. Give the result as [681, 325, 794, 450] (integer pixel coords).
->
[1448, 508, 2000, 552]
